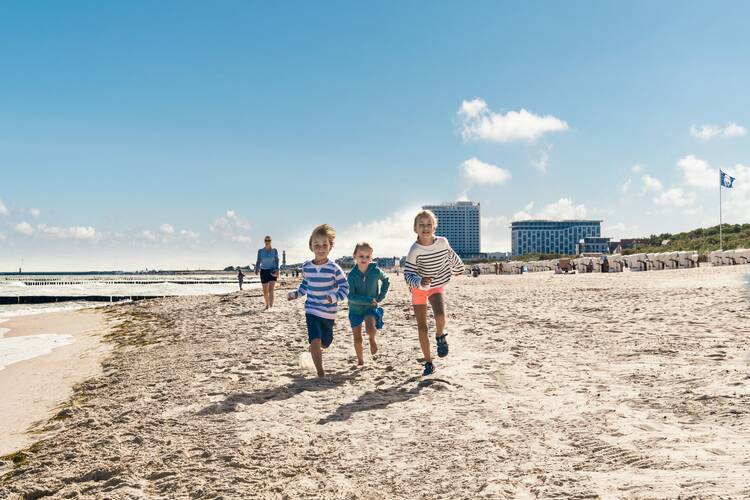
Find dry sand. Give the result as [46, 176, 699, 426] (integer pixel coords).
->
[1, 266, 749, 499]
[0, 309, 111, 457]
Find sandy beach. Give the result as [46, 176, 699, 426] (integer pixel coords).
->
[0, 310, 111, 457]
[1, 266, 748, 498]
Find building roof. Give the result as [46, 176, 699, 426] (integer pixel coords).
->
[511, 219, 603, 224]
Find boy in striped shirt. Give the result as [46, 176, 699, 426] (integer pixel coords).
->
[404, 210, 464, 376]
[288, 224, 349, 378]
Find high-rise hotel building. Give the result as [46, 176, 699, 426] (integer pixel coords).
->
[511, 220, 602, 257]
[422, 201, 481, 257]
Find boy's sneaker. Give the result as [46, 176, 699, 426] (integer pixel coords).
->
[423, 361, 435, 376]
[436, 334, 449, 358]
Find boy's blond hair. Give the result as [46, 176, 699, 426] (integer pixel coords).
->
[353, 241, 373, 256]
[309, 224, 336, 249]
[413, 210, 438, 231]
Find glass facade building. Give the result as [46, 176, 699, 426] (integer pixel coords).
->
[422, 201, 481, 257]
[511, 220, 602, 257]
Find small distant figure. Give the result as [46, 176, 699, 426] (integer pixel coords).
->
[237, 268, 245, 290]
[288, 224, 349, 378]
[403, 210, 464, 376]
[347, 242, 390, 365]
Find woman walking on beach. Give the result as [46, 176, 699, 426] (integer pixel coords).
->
[256, 236, 280, 310]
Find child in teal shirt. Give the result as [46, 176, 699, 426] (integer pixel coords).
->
[347, 242, 390, 365]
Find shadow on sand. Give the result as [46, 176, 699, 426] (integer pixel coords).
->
[316, 376, 453, 424]
[196, 370, 361, 416]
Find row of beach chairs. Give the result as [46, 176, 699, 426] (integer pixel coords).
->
[708, 249, 750, 266]
[480, 248, 749, 276]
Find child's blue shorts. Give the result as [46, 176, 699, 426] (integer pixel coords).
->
[348, 307, 384, 329]
[306, 313, 334, 348]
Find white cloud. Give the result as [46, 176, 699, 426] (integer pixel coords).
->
[677, 154, 716, 189]
[225, 210, 251, 230]
[160, 224, 175, 235]
[690, 122, 746, 140]
[640, 174, 663, 194]
[0, 233, 5, 241]
[512, 197, 587, 221]
[631, 164, 644, 173]
[0, 199, 7, 216]
[481, 215, 511, 251]
[531, 145, 552, 173]
[180, 229, 200, 240]
[457, 98, 569, 143]
[460, 157, 511, 186]
[653, 187, 695, 208]
[139, 230, 158, 241]
[30, 208, 41, 218]
[14, 222, 35, 235]
[722, 163, 750, 221]
[286, 207, 420, 263]
[210, 209, 252, 244]
[724, 122, 747, 138]
[37, 224, 98, 240]
[620, 179, 632, 195]
[690, 124, 722, 140]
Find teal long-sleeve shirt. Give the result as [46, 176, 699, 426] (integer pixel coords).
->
[346, 263, 390, 314]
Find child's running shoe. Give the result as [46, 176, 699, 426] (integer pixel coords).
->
[423, 361, 435, 376]
[436, 334, 449, 358]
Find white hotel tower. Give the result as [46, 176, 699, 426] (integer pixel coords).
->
[422, 201, 481, 258]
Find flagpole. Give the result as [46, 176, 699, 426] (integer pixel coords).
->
[719, 171, 723, 252]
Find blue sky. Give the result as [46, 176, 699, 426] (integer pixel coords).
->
[1, 1, 749, 270]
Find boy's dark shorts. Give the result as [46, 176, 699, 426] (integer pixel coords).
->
[306, 313, 334, 348]
[260, 269, 277, 283]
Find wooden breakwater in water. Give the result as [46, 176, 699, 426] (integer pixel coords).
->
[0, 295, 171, 305]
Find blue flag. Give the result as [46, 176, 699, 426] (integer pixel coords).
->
[720, 170, 735, 188]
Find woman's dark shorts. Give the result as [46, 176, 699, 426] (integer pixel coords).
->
[260, 269, 277, 284]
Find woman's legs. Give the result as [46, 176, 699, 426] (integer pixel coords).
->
[268, 280, 276, 308]
[412, 304, 431, 363]
[351, 325, 364, 365]
[365, 315, 378, 354]
[262, 283, 270, 309]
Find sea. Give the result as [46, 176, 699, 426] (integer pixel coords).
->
[0, 273, 258, 371]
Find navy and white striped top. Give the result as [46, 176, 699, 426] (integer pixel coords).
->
[290, 259, 349, 320]
[404, 236, 464, 290]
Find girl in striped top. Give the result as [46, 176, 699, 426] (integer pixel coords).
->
[404, 210, 464, 376]
[288, 224, 349, 378]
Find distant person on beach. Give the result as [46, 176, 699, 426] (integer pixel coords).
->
[237, 268, 245, 290]
[255, 236, 280, 310]
[287, 224, 349, 378]
[404, 210, 464, 376]
[347, 242, 390, 365]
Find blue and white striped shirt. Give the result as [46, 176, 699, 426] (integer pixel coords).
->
[290, 259, 349, 320]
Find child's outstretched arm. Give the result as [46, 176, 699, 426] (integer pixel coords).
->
[288, 273, 309, 300]
[403, 249, 422, 289]
[376, 268, 390, 302]
[329, 265, 349, 303]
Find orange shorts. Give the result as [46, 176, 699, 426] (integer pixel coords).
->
[411, 286, 445, 305]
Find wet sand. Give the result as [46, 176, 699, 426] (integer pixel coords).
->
[1, 267, 748, 498]
[0, 309, 110, 457]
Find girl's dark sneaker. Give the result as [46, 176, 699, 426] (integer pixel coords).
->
[436, 334, 449, 358]
[423, 361, 435, 376]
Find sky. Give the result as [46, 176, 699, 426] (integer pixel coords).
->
[1, 1, 749, 271]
